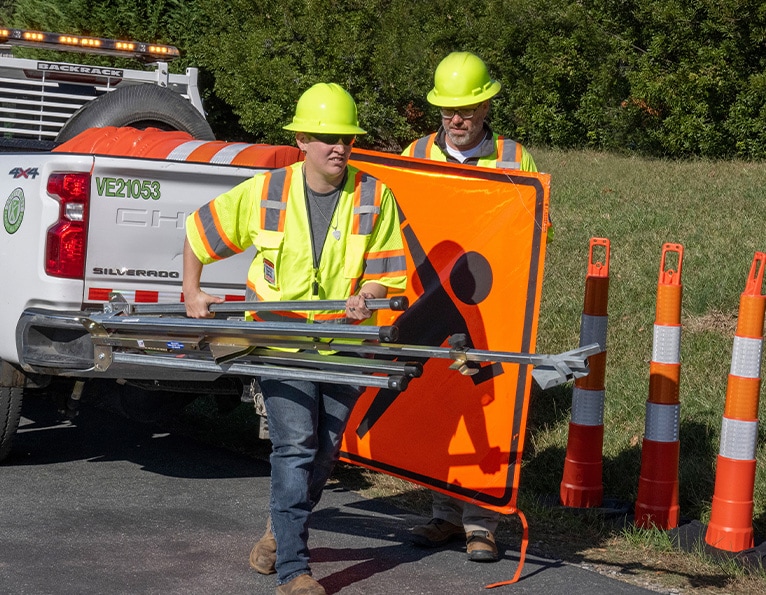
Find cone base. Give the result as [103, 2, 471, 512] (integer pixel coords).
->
[560, 484, 604, 508]
[634, 503, 679, 530]
[704, 524, 754, 552]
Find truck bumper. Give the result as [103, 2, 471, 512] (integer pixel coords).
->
[16, 307, 226, 381]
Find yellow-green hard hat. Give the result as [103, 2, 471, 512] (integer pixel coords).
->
[427, 52, 501, 107]
[284, 83, 367, 134]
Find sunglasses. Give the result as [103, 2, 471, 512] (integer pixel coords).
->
[440, 105, 481, 120]
[310, 133, 356, 146]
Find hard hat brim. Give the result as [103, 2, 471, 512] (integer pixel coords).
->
[283, 121, 367, 134]
[426, 80, 501, 107]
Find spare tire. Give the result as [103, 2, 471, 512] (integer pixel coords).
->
[55, 84, 216, 143]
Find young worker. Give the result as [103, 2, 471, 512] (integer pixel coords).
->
[403, 51, 537, 563]
[183, 83, 407, 595]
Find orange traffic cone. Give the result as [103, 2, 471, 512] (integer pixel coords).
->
[705, 252, 766, 551]
[560, 238, 610, 508]
[635, 243, 684, 529]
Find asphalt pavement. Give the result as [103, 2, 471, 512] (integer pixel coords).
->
[0, 394, 657, 594]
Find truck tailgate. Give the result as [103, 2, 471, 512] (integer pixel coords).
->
[86, 156, 260, 304]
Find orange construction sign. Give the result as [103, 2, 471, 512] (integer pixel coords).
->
[344, 150, 550, 514]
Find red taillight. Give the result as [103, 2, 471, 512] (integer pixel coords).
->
[45, 172, 90, 278]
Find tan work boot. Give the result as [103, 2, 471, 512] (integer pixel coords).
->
[466, 529, 498, 561]
[410, 518, 465, 547]
[249, 517, 276, 575]
[276, 573, 326, 595]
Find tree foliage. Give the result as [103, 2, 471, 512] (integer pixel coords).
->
[6, 0, 766, 158]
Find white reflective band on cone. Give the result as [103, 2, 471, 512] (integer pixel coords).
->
[167, 140, 208, 161]
[652, 325, 681, 364]
[580, 314, 608, 352]
[211, 143, 249, 164]
[571, 387, 605, 426]
[730, 336, 763, 379]
[720, 417, 759, 460]
[644, 402, 680, 442]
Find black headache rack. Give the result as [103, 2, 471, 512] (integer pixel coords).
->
[17, 294, 598, 392]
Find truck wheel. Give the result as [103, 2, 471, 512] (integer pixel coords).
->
[55, 85, 216, 142]
[1, 362, 25, 462]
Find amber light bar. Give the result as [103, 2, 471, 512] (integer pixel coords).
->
[0, 27, 179, 61]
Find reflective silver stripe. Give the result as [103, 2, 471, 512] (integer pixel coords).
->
[356, 174, 380, 235]
[580, 314, 607, 351]
[644, 402, 680, 442]
[211, 143, 249, 164]
[719, 417, 758, 460]
[652, 325, 681, 364]
[263, 169, 289, 231]
[497, 137, 520, 169]
[355, 205, 380, 215]
[196, 203, 237, 259]
[412, 135, 433, 159]
[167, 140, 208, 161]
[571, 387, 604, 426]
[730, 336, 763, 379]
[364, 254, 407, 275]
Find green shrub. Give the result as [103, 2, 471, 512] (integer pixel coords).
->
[8, 0, 766, 157]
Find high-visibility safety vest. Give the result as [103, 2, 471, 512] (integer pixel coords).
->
[402, 126, 537, 172]
[186, 162, 407, 323]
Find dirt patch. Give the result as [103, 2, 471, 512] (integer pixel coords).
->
[683, 311, 737, 335]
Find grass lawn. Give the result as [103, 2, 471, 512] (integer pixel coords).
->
[519, 147, 766, 592]
[529, 147, 766, 528]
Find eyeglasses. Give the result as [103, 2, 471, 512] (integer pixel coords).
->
[310, 133, 356, 146]
[440, 105, 481, 120]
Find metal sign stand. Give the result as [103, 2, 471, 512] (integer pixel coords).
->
[79, 294, 599, 392]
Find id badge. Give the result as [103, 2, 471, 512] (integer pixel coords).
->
[263, 258, 276, 285]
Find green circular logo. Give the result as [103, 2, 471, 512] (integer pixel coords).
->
[3, 188, 25, 234]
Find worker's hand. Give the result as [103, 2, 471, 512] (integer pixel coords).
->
[184, 289, 224, 318]
[345, 291, 375, 321]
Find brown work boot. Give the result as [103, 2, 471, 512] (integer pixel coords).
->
[466, 529, 498, 561]
[249, 517, 276, 575]
[276, 573, 326, 595]
[410, 518, 465, 547]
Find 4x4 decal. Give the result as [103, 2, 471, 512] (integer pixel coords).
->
[9, 167, 40, 179]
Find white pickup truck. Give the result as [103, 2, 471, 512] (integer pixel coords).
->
[0, 126, 299, 457]
[0, 27, 254, 459]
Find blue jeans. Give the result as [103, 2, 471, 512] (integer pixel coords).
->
[260, 377, 362, 584]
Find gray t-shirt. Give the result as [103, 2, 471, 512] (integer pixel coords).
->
[305, 180, 343, 265]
